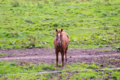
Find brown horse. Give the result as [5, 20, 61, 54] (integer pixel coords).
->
[54, 29, 69, 69]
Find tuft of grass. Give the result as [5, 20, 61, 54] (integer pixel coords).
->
[11, 1, 20, 7]
[0, 53, 7, 56]
[113, 46, 120, 51]
[42, 63, 55, 70]
[87, 63, 99, 69]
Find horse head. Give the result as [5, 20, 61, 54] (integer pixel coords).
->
[56, 29, 63, 46]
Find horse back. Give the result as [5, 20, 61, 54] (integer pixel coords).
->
[62, 32, 69, 39]
[62, 32, 69, 49]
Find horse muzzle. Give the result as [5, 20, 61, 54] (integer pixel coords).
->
[57, 43, 61, 46]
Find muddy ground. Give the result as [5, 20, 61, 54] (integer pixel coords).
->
[0, 47, 120, 67]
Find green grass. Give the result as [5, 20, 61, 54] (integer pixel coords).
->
[99, 48, 112, 51]
[0, 61, 55, 80]
[0, 53, 7, 56]
[0, 61, 120, 80]
[0, 1, 120, 79]
[0, 0, 120, 49]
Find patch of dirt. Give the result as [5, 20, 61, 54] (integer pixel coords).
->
[0, 47, 120, 67]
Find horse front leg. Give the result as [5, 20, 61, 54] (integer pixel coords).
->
[61, 51, 64, 69]
[55, 51, 58, 70]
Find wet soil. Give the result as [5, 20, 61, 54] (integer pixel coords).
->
[0, 47, 120, 67]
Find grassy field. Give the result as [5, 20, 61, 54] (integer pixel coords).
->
[0, 61, 120, 80]
[0, 0, 120, 49]
[0, 0, 120, 79]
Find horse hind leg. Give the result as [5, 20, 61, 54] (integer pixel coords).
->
[65, 48, 68, 65]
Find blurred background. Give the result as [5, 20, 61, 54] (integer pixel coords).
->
[0, 0, 120, 50]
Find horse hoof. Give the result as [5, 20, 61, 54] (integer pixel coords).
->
[55, 69, 58, 71]
[65, 62, 67, 65]
[61, 68, 64, 70]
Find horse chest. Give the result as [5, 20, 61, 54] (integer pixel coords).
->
[56, 46, 63, 52]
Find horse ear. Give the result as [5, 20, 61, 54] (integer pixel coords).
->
[56, 29, 57, 32]
[61, 29, 63, 32]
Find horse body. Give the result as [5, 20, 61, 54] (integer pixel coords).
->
[54, 29, 69, 69]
